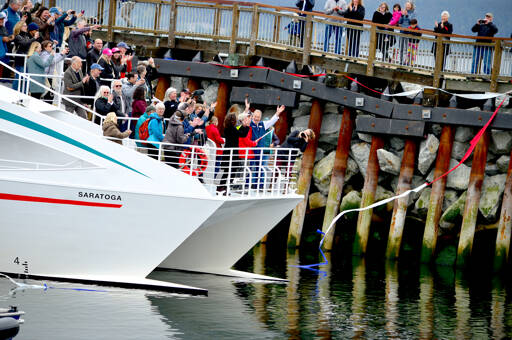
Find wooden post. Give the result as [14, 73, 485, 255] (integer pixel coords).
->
[187, 78, 200, 93]
[168, 0, 177, 48]
[385, 139, 417, 260]
[215, 81, 230, 135]
[321, 107, 354, 251]
[107, 0, 116, 41]
[154, 2, 162, 32]
[302, 14, 313, 66]
[490, 40, 503, 92]
[353, 136, 384, 256]
[287, 99, 324, 248]
[212, 5, 222, 43]
[433, 35, 446, 88]
[421, 125, 455, 263]
[456, 130, 490, 267]
[154, 77, 170, 101]
[248, 5, 260, 55]
[366, 26, 377, 76]
[97, 0, 105, 26]
[229, 3, 240, 54]
[493, 148, 512, 272]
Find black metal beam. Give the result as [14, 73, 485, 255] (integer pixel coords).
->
[230, 87, 298, 107]
[356, 116, 425, 137]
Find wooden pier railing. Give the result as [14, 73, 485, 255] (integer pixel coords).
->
[46, 0, 512, 90]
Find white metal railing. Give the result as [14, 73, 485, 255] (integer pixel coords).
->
[105, 136, 300, 197]
[0, 158, 92, 170]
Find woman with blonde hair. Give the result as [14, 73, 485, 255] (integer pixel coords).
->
[343, 0, 365, 57]
[102, 112, 131, 144]
[26, 41, 54, 99]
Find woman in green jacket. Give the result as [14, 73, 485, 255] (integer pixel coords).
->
[26, 41, 54, 99]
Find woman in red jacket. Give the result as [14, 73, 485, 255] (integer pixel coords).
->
[205, 116, 224, 174]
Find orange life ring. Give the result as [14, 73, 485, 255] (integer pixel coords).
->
[178, 148, 208, 176]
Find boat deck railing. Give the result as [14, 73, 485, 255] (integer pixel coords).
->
[42, 0, 512, 90]
[107, 136, 300, 197]
[0, 158, 96, 171]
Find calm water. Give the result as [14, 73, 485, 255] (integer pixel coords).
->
[2, 241, 512, 339]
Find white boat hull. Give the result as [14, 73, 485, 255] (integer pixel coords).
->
[158, 195, 302, 279]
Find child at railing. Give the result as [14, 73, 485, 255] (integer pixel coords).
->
[404, 19, 421, 66]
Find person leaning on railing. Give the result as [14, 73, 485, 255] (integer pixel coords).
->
[323, 0, 346, 54]
[431, 11, 453, 59]
[343, 0, 365, 58]
[372, 2, 393, 62]
[102, 112, 131, 145]
[26, 40, 53, 99]
[471, 12, 498, 75]
[62, 55, 87, 119]
[397, 1, 416, 65]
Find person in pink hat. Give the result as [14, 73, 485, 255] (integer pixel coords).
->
[111, 47, 128, 79]
[97, 47, 117, 85]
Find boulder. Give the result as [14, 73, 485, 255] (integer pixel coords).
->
[485, 163, 500, 176]
[443, 190, 459, 211]
[299, 95, 312, 102]
[389, 137, 405, 151]
[313, 151, 358, 195]
[430, 124, 443, 136]
[391, 175, 425, 205]
[170, 76, 186, 94]
[375, 186, 394, 213]
[358, 133, 373, 143]
[320, 113, 342, 135]
[479, 174, 507, 221]
[351, 142, 371, 177]
[497, 155, 510, 173]
[315, 148, 326, 163]
[413, 187, 432, 217]
[339, 190, 361, 220]
[377, 149, 401, 175]
[440, 191, 467, 226]
[324, 103, 339, 114]
[454, 127, 474, 143]
[309, 192, 327, 210]
[291, 103, 312, 118]
[418, 134, 439, 175]
[451, 141, 469, 161]
[446, 159, 471, 190]
[291, 114, 310, 132]
[490, 130, 512, 155]
[202, 82, 219, 104]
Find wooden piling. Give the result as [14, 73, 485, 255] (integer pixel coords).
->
[321, 107, 354, 251]
[215, 82, 230, 135]
[154, 77, 170, 101]
[386, 139, 417, 259]
[186, 78, 200, 93]
[456, 130, 490, 267]
[493, 148, 512, 272]
[353, 136, 384, 256]
[421, 125, 455, 263]
[287, 99, 324, 248]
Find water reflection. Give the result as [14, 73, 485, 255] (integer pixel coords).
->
[454, 271, 472, 339]
[316, 251, 332, 339]
[418, 265, 434, 340]
[491, 276, 506, 339]
[385, 261, 399, 339]
[351, 257, 367, 339]
[252, 243, 269, 325]
[286, 249, 301, 339]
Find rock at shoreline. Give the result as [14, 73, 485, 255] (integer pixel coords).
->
[455, 127, 474, 143]
[309, 192, 327, 210]
[291, 114, 310, 132]
[324, 103, 339, 114]
[418, 134, 439, 175]
[451, 141, 470, 161]
[413, 187, 432, 218]
[339, 190, 361, 220]
[485, 163, 500, 176]
[358, 133, 373, 143]
[351, 142, 371, 178]
[430, 124, 443, 136]
[446, 159, 470, 190]
[375, 186, 394, 212]
[440, 191, 467, 228]
[479, 174, 507, 221]
[313, 151, 358, 195]
[490, 130, 512, 155]
[389, 137, 405, 151]
[497, 155, 510, 173]
[377, 149, 401, 175]
[315, 148, 326, 163]
[202, 82, 219, 105]
[170, 77, 186, 94]
[292, 103, 312, 118]
[443, 190, 458, 211]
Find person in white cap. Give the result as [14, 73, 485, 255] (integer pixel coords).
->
[471, 12, 498, 75]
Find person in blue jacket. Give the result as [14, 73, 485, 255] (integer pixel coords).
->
[134, 105, 155, 147]
[295, 0, 314, 47]
[146, 103, 165, 160]
[49, 7, 79, 48]
[3, 0, 20, 35]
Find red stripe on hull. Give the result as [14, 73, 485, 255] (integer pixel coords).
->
[0, 193, 122, 208]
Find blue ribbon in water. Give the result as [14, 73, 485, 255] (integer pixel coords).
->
[290, 229, 328, 278]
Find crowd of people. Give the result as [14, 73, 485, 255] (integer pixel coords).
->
[294, 0, 503, 73]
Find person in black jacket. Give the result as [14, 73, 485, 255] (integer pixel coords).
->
[344, 0, 365, 57]
[295, 0, 314, 47]
[94, 85, 120, 124]
[471, 12, 498, 75]
[278, 128, 315, 175]
[12, 21, 39, 90]
[86, 38, 102, 71]
[432, 11, 453, 59]
[372, 2, 393, 62]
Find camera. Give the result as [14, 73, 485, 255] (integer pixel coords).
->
[479, 19, 486, 24]
[70, 10, 75, 14]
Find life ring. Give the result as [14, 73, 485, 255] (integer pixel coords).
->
[178, 148, 208, 176]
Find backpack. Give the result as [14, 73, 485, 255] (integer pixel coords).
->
[138, 117, 153, 140]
